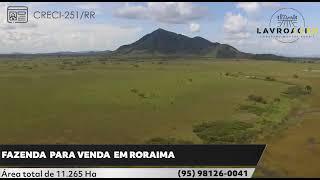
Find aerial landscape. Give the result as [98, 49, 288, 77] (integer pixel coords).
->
[1, 28, 319, 176]
[1, 2, 320, 178]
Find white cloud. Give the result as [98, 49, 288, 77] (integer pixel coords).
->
[223, 13, 248, 37]
[114, 2, 207, 24]
[236, 2, 280, 14]
[0, 20, 141, 53]
[0, 2, 9, 23]
[222, 12, 252, 48]
[189, 23, 200, 33]
[0, 2, 142, 53]
[224, 3, 282, 49]
[72, 2, 117, 15]
[74, 3, 101, 10]
[236, 2, 260, 14]
[114, 3, 148, 19]
[260, 2, 281, 7]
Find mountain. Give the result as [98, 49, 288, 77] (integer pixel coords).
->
[0, 28, 298, 60]
[113, 28, 288, 60]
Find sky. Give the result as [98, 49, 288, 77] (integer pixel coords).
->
[0, 2, 319, 57]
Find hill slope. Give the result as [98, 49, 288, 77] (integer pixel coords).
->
[113, 28, 287, 60]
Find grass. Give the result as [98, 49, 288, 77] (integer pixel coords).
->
[0, 58, 318, 144]
[1, 57, 320, 176]
[239, 104, 267, 116]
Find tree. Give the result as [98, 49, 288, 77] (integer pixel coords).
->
[305, 85, 312, 94]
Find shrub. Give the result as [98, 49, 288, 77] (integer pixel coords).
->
[305, 85, 312, 94]
[248, 95, 267, 104]
[193, 121, 256, 144]
[282, 85, 308, 98]
[307, 137, 317, 145]
[293, 74, 299, 78]
[130, 88, 138, 94]
[273, 98, 281, 102]
[138, 93, 147, 98]
[145, 137, 194, 144]
[265, 76, 275, 81]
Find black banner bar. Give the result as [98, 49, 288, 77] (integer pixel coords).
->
[0, 145, 265, 167]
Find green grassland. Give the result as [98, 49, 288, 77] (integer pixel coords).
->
[0, 57, 320, 176]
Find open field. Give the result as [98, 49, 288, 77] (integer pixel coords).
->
[0, 57, 320, 176]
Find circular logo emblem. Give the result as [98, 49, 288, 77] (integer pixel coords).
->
[269, 8, 305, 43]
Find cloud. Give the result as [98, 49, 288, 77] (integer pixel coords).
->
[0, 2, 143, 53]
[74, 3, 102, 10]
[189, 23, 200, 33]
[236, 2, 280, 14]
[223, 12, 250, 41]
[0, 20, 141, 53]
[71, 2, 113, 15]
[236, 2, 260, 14]
[114, 3, 147, 19]
[114, 2, 207, 24]
[0, 2, 10, 23]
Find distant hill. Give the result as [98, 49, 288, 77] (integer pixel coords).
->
[0, 28, 316, 61]
[112, 28, 289, 60]
[42, 50, 112, 56]
[11, 50, 112, 56]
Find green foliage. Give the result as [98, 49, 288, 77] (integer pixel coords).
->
[138, 93, 147, 98]
[129, 88, 149, 99]
[145, 137, 194, 144]
[248, 94, 267, 104]
[305, 85, 312, 94]
[239, 105, 266, 116]
[282, 85, 309, 98]
[273, 97, 281, 102]
[265, 76, 275, 81]
[130, 88, 138, 94]
[192, 121, 256, 144]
